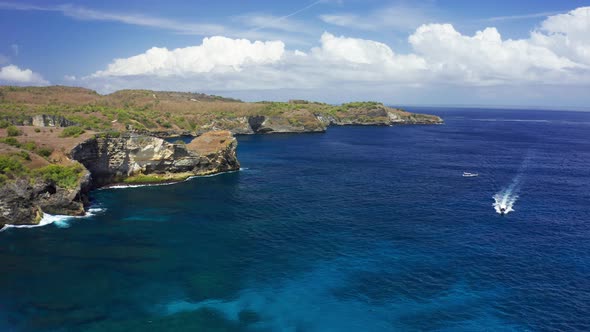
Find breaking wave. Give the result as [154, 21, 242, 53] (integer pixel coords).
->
[0, 207, 106, 232]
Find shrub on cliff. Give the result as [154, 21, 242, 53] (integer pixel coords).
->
[0, 155, 25, 176]
[6, 126, 22, 137]
[0, 155, 28, 185]
[36, 147, 53, 158]
[59, 126, 85, 138]
[34, 163, 84, 189]
[0, 120, 10, 128]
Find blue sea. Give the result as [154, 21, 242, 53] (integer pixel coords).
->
[1, 108, 589, 331]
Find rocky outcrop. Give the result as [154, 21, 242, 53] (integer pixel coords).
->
[32, 115, 78, 127]
[70, 130, 240, 187]
[196, 112, 327, 135]
[315, 106, 443, 127]
[0, 171, 90, 227]
[193, 107, 441, 135]
[1, 114, 77, 127]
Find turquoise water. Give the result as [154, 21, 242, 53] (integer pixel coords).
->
[1, 108, 590, 331]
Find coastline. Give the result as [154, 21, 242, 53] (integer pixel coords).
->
[0, 168, 244, 232]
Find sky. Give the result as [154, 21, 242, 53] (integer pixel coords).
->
[1, 0, 590, 108]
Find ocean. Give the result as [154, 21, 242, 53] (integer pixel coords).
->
[1, 108, 589, 331]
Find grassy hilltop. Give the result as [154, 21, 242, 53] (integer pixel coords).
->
[0, 86, 441, 134]
[0, 85, 442, 188]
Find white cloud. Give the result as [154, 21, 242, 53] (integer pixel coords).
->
[0, 1, 325, 44]
[83, 7, 590, 102]
[530, 7, 590, 66]
[408, 24, 581, 84]
[0, 64, 48, 85]
[0, 2, 227, 35]
[92, 36, 285, 77]
[319, 4, 436, 31]
[483, 11, 563, 22]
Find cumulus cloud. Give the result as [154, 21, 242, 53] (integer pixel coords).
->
[408, 24, 581, 84]
[92, 36, 285, 77]
[0, 64, 48, 85]
[84, 7, 590, 95]
[530, 7, 590, 66]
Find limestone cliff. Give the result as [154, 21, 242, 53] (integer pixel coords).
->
[0, 167, 90, 227]
[70, 130, 240, 187]
[1, 114, 77, 127]
[155, 106, 441, 136]
[0, 130, 240, 227]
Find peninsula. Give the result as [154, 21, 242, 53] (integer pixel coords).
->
[0, 86, 442, 227]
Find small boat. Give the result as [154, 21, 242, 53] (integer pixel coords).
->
[462, 172, 479, 177]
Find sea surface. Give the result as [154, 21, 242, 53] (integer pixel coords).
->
[1, 108, 589, 331]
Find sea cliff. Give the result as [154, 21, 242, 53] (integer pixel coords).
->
[0, 129, 239, 227]
[0, 85, 442, 228]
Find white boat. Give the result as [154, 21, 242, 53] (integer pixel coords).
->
[463, 172, 479, 177]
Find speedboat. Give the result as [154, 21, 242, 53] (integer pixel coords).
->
[462, 172, 479, 177]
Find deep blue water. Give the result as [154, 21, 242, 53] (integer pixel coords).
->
[1, 108, 590, 331]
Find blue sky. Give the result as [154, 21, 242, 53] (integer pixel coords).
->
[1, 0, 590, 107]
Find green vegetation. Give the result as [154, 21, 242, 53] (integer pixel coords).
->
[37, 147, 54, 157]
[0, 138, 54, 158]
[6, 125, 22, 136]
[0, 155, 26, 175]
[341, 101, 382, 109]
[59, 126, 85, 138]
[0, 86, 439, 135]
[34, 164, 84, 189]
[0, 137, 19, 147]
[0, 120, 9, 128]
[123, 173, 191, 184]
[94, 130, 121, 139]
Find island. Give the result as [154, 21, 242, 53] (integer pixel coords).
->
[0, 86, 443, 227]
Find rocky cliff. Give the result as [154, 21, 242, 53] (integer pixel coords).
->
[1, 114, 77, 127]
[167, 106, 442, 136]
[0, 166, 90, 227]
[70, 130, 239, 187]
[0, 130, 239, 227]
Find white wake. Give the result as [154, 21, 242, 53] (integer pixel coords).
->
[492, 151, 533, 216]
[492, 181, 520, 215]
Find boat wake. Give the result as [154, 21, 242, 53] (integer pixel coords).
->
[492, 152, 533, 216]
[493, 180, 520, 215]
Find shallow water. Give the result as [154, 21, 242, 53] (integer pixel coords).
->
[1, 108, 590, 331]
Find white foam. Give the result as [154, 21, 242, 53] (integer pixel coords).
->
[492, 151, 534, 216]
[103, 169, 242, 190]
[0, 207, 106, 232]
[493, 191, 518, 215]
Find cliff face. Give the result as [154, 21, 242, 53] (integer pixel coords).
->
[0, 170, 90, 227]
[1, 114, 77, 127]
[70, 130, 240, 187]
[188, 107, 441, 136]
[0, 130, 240, 227]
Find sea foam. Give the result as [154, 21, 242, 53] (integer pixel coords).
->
[0, 207, 106, 232]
